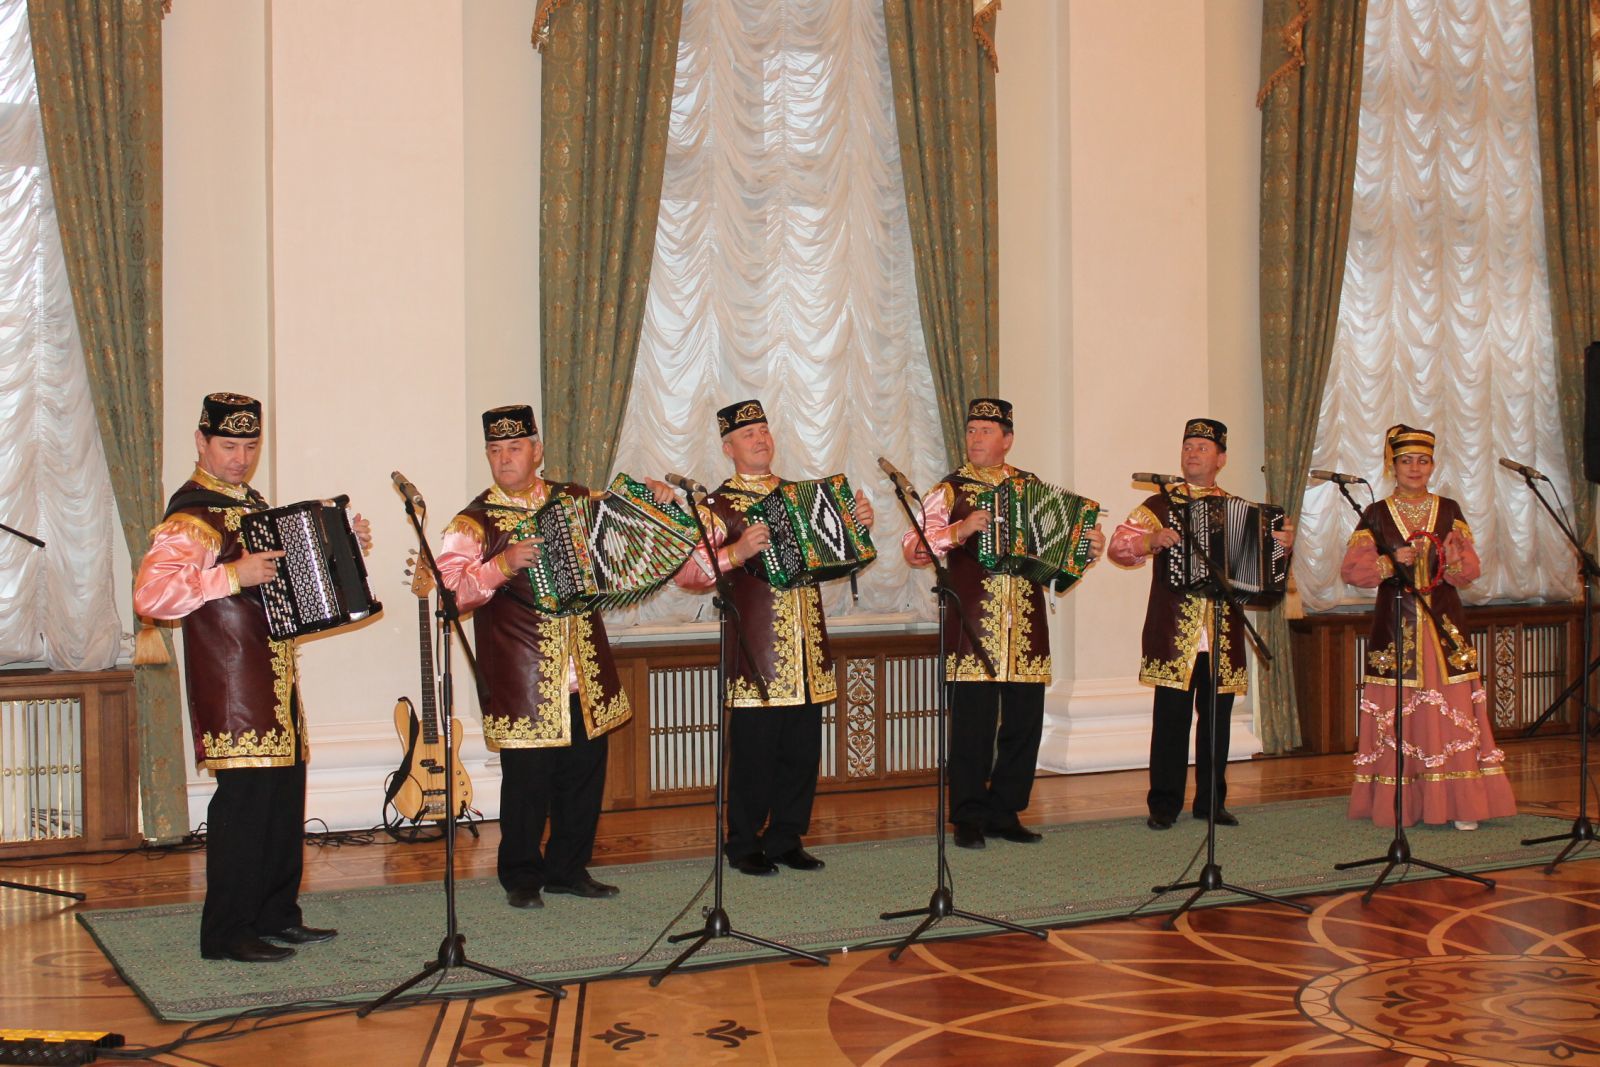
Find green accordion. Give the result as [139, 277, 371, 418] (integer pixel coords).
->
[515, 474, 699, 616]
[743, 474, 877, 589]
[976, 476, 1100, 592]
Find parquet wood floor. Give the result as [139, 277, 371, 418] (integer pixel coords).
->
[1, 739, 1595, 1065]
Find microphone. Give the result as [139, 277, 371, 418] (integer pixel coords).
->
[1131, 472, 1184, 486]
[665, 472, 707, 496]
[877, 456, 919, 500]
[1498, 457, 1549, 481]
[1309, 469, 1367, 485]
[391, 471, 424, 508]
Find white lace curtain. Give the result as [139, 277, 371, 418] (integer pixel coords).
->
[609, 0, 944, 625]
[0, 0, 121, 668]
[1296, 0, 1578, 612]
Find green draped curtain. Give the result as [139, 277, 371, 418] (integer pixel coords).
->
[538, 0, 682, 488]
[1257, 0, 1369, 755]
[1530, 0, 1600, 551]
[882, 0, 999, 468]
[28, 0, 186, 841]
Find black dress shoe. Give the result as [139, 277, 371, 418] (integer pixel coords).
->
[203, 935, 295, 963]
[505, 886, 545, 909]
[264, 924, 337, 945]
[1194, 808, 1240, 826]
[729, 851, 778, 876]
[1146, 813, 1175, 830]
[773, 847, 825, 871]
[991, 826, 1043, 844]
[545, 874, 620, 898]
[954, 824, 986, 850]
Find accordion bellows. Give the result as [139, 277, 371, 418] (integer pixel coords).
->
[975, 476, 1100, 592]
[743, 474, 876, 588]
[517, 475, 700, 616]
[240, 496, 382, 640]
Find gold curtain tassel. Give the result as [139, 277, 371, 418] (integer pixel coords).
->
[134, 620, 170, 666]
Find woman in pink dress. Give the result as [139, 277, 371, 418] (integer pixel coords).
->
[1341, 424, 1517, 829]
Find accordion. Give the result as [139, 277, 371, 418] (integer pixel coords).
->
[743, 474, 876, 589]
[517, 475, 699, 616]
[240, 496, 382, 640]
[1161, 495, 1288, 608]
[975, 476, 1101, 592]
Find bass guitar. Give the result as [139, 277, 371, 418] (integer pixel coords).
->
[389, 551, 473, 822]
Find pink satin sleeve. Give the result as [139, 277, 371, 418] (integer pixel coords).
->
[133, 525, 234, 620]
[901, 488, 958, 562]
[1444, 531, 1481, 587]
[436, 528, 508, 613]
[673, 522, 731, 592]
[1340, 536, 1384, 588]
[1107, 522, 1153, 568]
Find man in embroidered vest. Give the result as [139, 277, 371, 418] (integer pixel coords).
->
[1107, 418, 1294, 830]
[672, 399, 875, 876]
[438, 405, 655, 909]
[902, 398, 1105, 849]
[134, 392, 371, 962]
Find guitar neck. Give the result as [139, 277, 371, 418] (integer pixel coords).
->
[417, 596, 440, 743]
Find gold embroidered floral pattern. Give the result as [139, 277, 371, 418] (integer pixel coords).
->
[572, 613, 632, 735]
[444, 514, 486, 543]
[801, 587, 837, 703]
[202, 638, 299, 770]
[730, 586, 808, 706]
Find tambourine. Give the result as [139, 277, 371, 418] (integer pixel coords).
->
[1405, 529, 1446, 594]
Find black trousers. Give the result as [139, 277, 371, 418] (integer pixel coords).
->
[200, 755, 307, 955]
[948, 681, 1045, 829]
[496, 695, 609, 891]
[724, 702, 822, 859]
[1147, 653, 1234, 820]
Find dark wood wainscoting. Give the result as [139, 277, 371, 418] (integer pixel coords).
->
[0, 668, 140, 857]
[602, 631, 941, 811]
[1290, 602, 1582, 755]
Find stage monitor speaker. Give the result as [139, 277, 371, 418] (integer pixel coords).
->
[1587, 342, 1600, 484]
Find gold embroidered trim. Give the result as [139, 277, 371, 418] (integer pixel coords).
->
[1353, 765, 1508, 785]
[153, 512, 221, 553]
[445, 514, 486, 542]
[191, 465, 249, 499]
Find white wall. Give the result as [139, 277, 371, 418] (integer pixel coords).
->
[997, 0, 1266, 773]
[160, 1, 1268, 828]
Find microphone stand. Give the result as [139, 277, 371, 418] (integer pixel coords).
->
[1329, 482, 1494, 903]
[1148, 483, 1309, 927]
[361, 488, 563, 1016]
[1509, 473, 1598, 870]
[876, 474, 1045, 957]
[651, 484, 827, 985]
[0, 521, 81, 902]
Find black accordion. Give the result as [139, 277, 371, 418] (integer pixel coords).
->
[240, 496, 381, 640]
[743, 474, 876, 589]
[1161, 495, 1288, 608]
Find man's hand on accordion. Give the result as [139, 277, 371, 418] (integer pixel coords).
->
[732, 523, 771, 566]
[235, 548, 286, 588]
[1085, 524, 1106, 563]
[642, 478, 676, 506]
[501, 536, 543, 572]
[955, 509, 991, 544]
[855, 492, 875, 530]
[1146, 527, 1182, 554]
[351, 513, 374, 554]
[1272, 517, 1295, 552]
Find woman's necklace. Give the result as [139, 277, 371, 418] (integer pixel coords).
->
[1392, 493, 1433, 534]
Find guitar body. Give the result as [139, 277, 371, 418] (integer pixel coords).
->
[390, 697, 474, 822]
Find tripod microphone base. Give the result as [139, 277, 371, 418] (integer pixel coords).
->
[879, 885, 1047, 961]
[1152, 862, 1311, 930]
[1521, 815, 1598, 873]
[1334, 832, 1495, 905]
[650, 906, 828, 987]
[0, 879, 85, 902]
[358, 931, 564, 1016]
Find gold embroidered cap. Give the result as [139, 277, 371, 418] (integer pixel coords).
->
[198, 392, 262, 439]
[482, 404, 537, 441]
[1385, 423, 1435, 467]
[1183, 417, 1227, 452]
[717, 399, 767, 437]
[966, 397, 1013, 429]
